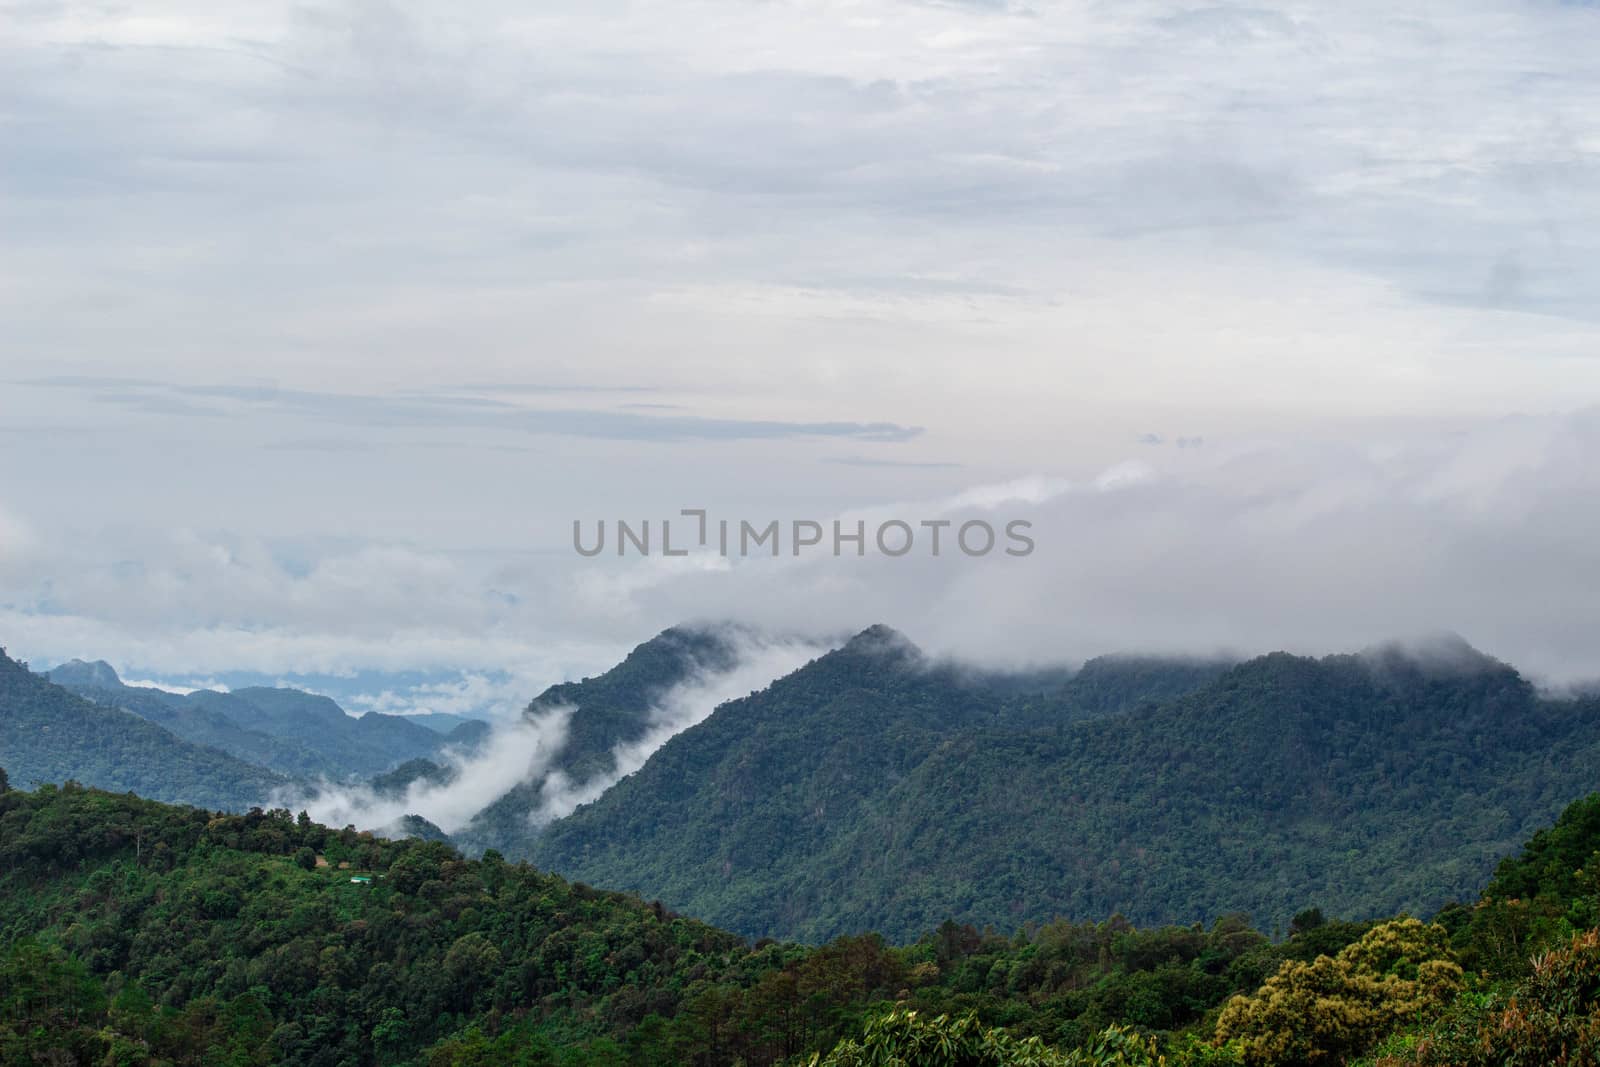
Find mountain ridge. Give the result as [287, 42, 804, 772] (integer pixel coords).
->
[529, 626, 1600, 941]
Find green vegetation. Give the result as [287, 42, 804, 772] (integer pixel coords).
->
[1214, 919, 1461, 1065]
[0, 648, 285, 810]
[810, 1010, 1082, 1066]
[11, 626, 1600, 1064]
[370, 759, 455, 798]
[5, 772, 1600, 1066]
[532, 628, 1600, 941]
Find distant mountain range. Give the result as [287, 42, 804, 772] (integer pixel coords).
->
[0, 649, 490, 814]
[0, 649, 286, 810]
[44, 658, 489, 782]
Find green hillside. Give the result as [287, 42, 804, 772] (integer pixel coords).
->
[4, 773, 1600, 1066]
[532, 628, 1600, 941]
[459, 625, 751, 851]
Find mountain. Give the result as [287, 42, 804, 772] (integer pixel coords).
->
[526, 626, 1027, 932]
[47, 662, 459, 780]
[406, 711, 481, 734]
[525, 623, 746, 783]
[443, 717, 491, 748]
[40, 658, 124, 689]
[196, 686, 450, 776]
[49, 674, 341, 779]
[0, 648, 284, 810]
[368, 757, 454, 797]
[531, 628, 1600, 941]
[997, 652, 1235, 728]
[457, 624, 756, 850]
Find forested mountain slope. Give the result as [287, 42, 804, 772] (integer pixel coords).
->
[0, 649, 284, 810]
[1005, 653, 1234, 727]
[533, 629, 1600, 941]
[5, 773, 1600, 1066]
[459, 625, 755, 849]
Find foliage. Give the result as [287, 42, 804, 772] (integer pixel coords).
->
[532, 630, 1600, 942]
[1214, 920, 1462, 1066]
[370, 759, 455, 797]
[12, 637, 1600, 1065]
[1371, 927, 1600, 1066]
[810, 1009, 1077, 1066]
[0, 779, 1359, 1066]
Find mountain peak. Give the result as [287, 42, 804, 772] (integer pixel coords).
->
[842, 623, 917, 655]
[46, 658, 124, 690]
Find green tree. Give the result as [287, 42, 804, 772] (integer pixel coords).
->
[1379, 927, 1600, 1066]
[811, 1009, 1078, 1066]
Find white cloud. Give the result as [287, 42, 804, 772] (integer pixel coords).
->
[2, 1, 1599, 695]
[533, 631, 832, 822]
[281, 703, 575, 835]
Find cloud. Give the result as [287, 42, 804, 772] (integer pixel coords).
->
[532, 630, 831, 823]
[6, 410, 1600, 687]
[824, 456, 962, 469]
[268, 629, 830, 835]
[3, 1, 1600, 702]
[281, 703, 575, 834]
[18, 378, 924, 443]
[562, 410, 1600, 684]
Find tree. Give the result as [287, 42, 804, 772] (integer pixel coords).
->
[1288, 908, 1325, 937]
[810, 1009, 1079, 1066]
[1215, 919, 1462, 1066]
[443, 932, 504, 1011]
[1379, 928, 1600, 1066]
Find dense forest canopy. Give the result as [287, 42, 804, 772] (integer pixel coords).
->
[4, 777, 1600, 1065]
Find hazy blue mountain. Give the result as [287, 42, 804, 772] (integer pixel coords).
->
[406, 712, 479, 734]
[48, 663, 455, 780]
[2, 648, 284, 810]
[52, 674, 340, 778]
[41, 658, 125, 690]
[443, 718, 491, 749]
[369, 758, 454, 798]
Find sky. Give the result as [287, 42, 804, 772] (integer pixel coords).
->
[4, 0, 1600, 711]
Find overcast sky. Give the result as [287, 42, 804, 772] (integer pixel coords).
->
[4, 0, 1600, 708]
